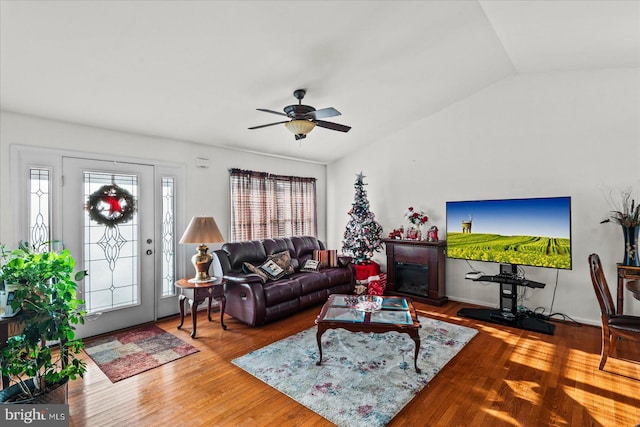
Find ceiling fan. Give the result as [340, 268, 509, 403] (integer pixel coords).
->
[249, 89, 351, 140]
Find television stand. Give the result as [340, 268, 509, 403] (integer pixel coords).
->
[457, 274, 555, 335]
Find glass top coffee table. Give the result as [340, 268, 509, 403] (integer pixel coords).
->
[315, 294, 422, 373]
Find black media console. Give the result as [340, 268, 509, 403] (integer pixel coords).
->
[457, 274, 555, 335]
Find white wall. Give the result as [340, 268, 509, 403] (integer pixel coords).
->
[327, 68, 640, 325]
[0, 111, 328, 267]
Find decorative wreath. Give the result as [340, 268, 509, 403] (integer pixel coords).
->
[87, 184, 136, 227]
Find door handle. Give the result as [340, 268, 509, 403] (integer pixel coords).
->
[146, 249, 153, 255]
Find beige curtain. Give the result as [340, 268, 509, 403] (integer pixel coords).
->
[229, 169, 317, 241]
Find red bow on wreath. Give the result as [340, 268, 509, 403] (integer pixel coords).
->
[102, 196, 123, 214]
[87, 184, 136, 227]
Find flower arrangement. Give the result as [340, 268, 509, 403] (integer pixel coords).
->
[404, 207, 429, 227]
[601, 188, 639, 227]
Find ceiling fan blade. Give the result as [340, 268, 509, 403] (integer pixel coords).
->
[248, 120, 289, 130]
[305, 107, 341, 120]
[257, 108, 289, 117]
[315, 120, 351, 133]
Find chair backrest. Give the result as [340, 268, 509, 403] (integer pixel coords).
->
[588, 254, 616, 317]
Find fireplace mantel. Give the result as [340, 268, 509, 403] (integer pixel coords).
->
[383, 239, 447, 306]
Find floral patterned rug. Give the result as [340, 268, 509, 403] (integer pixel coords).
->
[232, 316, 477, 427]
[84, 325, 199, 383]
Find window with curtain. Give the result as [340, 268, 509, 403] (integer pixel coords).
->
[229, 169, 317, 241]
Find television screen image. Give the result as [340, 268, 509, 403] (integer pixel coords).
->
[446, 197, 572, 270]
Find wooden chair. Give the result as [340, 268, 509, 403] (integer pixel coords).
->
[588, 254, 640, 370]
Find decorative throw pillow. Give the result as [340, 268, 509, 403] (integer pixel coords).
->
[301, 259, 321, 272]
[243, 262, 268, 283]
[313, 250, 338, 268]
[259, 259, 285, 280]
[269, 251, 295, 275]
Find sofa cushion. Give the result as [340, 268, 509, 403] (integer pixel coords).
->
[292, 271, 330, 295]
[262, 279, 301, 306]
[263, 238, 299, 270]
[301, 259, 320, 272]
[291, 236, 323, 267]
[269, 250, 295, 275]
[321, 267, 353, 287]
[313, 249, 338, 268]
[222, 240, 267, 272]
[258, 259, 286, 280]
[299, 289, 329, 309]
[243, 262, 268, 283]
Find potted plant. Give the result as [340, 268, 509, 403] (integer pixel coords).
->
[0, 241, 88, 403]
[601, 188, 640, 267]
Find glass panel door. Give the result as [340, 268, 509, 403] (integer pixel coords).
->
[62, 158, 155, 339]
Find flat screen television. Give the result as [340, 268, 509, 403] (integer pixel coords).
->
[446, 197, 572, 270]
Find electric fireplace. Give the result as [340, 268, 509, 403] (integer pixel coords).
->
[383, 239, 447, 306]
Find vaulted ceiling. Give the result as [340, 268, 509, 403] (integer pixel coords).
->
[1, 1, 638, 163]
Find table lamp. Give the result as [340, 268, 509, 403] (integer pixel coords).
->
[179, 216, 225, 282]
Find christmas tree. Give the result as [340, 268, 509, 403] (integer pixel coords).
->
[342, 172, 384, 263]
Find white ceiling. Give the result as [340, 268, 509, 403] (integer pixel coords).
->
[1, 1, 638, 164]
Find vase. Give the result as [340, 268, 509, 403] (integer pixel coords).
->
[622, 226, 640, 267]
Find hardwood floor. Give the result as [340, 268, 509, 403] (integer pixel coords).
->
[68, 300, 640, 427]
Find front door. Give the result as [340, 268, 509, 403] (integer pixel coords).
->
[62, 157, 156, 338]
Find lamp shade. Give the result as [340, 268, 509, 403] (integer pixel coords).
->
[179, 217, 224, 244]
[285, 119, 316, 136]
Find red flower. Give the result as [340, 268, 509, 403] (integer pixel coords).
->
[405, 206, 429, 226]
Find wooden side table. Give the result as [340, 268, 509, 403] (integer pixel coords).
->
[616, 264, 640, 315]
[175, 278, 226, 338]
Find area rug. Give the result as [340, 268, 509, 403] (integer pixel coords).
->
[84, 324, 199, 383]
[232, 316, 477, 427]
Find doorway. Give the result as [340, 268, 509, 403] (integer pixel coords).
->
[62, 157, 156, 338]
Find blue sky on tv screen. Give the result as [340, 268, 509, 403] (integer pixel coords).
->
[446, 197, 571, 238]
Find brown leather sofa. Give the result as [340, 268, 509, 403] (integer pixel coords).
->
[214, 236, 354, 327]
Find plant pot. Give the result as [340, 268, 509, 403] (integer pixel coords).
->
[622, 226, 640, 267]
[0, 378, 68, 404]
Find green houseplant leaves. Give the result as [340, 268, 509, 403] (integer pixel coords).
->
[0, 242, 88, 401]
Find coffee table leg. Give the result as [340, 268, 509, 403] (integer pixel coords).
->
[316, 326, 326, 366]
[409, 331, 422, 374]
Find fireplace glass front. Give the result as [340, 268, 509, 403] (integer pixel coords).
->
[395, 262, 429, 297]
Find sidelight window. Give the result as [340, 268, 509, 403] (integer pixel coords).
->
[28, 168, 52, 252]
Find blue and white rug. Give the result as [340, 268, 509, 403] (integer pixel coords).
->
[232, 316, 477, 427]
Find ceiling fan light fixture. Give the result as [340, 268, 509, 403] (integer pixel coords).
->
[285, 119, 316, 137]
